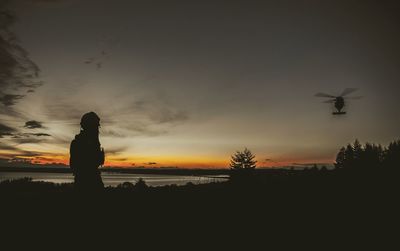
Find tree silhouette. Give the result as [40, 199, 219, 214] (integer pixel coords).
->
[230, 148, 257, 170]
[335, 147, 346, 169]
[363, 143, 382, 170]
[353, 139, 363, 169]
[344, 143, 354, 169]
[384, 140, 400, 170]
[135, 178, 148, 191]
[335, 139, 398, 172]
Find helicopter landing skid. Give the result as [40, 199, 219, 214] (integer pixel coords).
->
[333, 112, 346, 115]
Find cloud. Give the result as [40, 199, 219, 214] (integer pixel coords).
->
[0, 121, 51, 144]
[104, 97, 189, 137]
[111, 157, 128, 161]
[122, 124, 167, 137]
[12, 132, 51, 137]
[0, 94, 25, 106]
[12, 138, 45, 144]
[0, 147, 44, 159]
[0, 156, 36, 167]
[1, 121, 50, 137]
[0, 147, 57, 159]
[292, 163, 332, 167]
[24, 120, 44, 129]
[143, 162, 157, 165]
[101, 101, 188, 137]
[105, 146, 127, 155]
[10, 132, 51, 144]
[4, 157, 32, 165]
[29, 133, 51, 136]
[0, 4, 42, 109]
[262, 158, 279, 164]
[0, 141, 18, 150]
[149, 109, 188, 124]
[129, 98, 189, 125]
[101, 129, 125, 138]
[0, 123, 16, 137]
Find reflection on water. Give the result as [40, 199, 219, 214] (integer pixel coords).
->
[0, 172, 228, 187]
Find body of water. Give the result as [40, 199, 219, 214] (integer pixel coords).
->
[0, 172, 228, 187]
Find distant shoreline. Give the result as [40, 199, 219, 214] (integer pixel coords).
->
[0, 166, 231, 176]
[0, 166, 301, 176]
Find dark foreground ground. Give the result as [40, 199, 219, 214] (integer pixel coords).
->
[0, 169, 397, 247]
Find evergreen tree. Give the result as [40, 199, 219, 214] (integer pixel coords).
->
[344, 144, 354, 169]
[353, 139, 363, 168]
[363, 143, 383, 169]
[230, 148, 257, 170]
[335, 147, 346, 169]
[335, 140, 396, 171]
[384, 140, 400, 170]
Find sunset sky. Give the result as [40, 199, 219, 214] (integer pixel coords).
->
[1, 0, 399, 168]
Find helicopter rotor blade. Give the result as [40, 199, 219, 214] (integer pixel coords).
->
[315, 92, 336, 98]
[340, 88, 358, 97]
[345, 96, 363, 100]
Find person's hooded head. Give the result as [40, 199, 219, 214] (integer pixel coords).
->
[80, 112, 100, 136]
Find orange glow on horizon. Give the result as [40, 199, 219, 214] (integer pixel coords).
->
[0, 150, 334, 169]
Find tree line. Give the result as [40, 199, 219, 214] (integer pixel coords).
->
[335, 139, 400, 171]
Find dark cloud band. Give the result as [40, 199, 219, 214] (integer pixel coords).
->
[24, 120, 44, 129]
[0, 3, 42, 109]
[0, 123, 16, 137]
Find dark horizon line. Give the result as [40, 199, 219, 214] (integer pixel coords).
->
[0, 165, 320, 176]
[0, 164, 327, 171]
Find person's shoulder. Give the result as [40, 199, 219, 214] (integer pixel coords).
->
[70, 134, 81, 146]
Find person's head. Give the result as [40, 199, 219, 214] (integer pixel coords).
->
[80, 112, 100, 135]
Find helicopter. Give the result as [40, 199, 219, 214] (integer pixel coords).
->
[315, 88, 362, 115]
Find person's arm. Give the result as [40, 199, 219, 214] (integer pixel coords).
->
[69, 140, 77, 173]
[95, 147, 104, 167]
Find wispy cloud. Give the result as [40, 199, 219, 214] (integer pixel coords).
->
[0, 94, 25, 106]
[143, 162, 157, 165]
[12, 137, 46, 144]
[149, 109, 188, 124]
[29, 133, 51, 136]
[0, 121, 51, 145]
[105, 97, 189, 137]
[10, 132, 51, 144]
[105, 146, 127, 155]
[24, 120, 44, 129]
[0, 146, 46, 158]
[292, 163, 332, 167]
[0, 123, 16, 137]
[0, 3, 42, 111]
[0, 141, 18, 151]
[12, 132, 51, 137]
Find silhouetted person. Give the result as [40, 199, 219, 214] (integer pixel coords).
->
[70, 112, 104, 191]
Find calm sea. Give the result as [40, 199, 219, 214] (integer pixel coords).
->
[0, 172, 228, 187]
